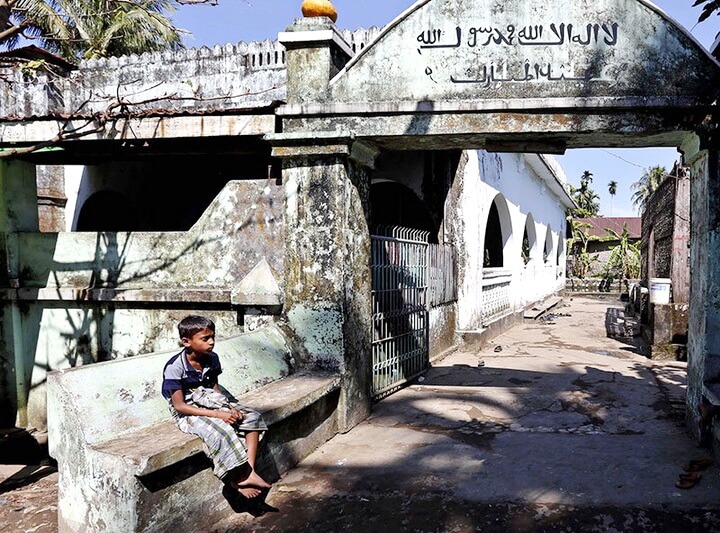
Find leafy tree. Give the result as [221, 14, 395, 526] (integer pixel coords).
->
[602, 223, 640, 280]
[568, 170, 600, 218]
[630, 165, 666, 214]
[1, 0, 183, 60]
[694, 0, 720, 22]
[607, 180, 618, 217]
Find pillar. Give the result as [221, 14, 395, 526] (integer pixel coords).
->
[683, 130, 720, 437]
[271, 134, 376, 432]
[0, 159, 38, 427]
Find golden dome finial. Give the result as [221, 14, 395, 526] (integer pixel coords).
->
[301, 0, 338, 23]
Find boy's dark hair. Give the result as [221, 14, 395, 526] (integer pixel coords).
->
[178, 315, 215, 340]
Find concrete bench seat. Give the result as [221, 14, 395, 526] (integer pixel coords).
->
[90, 372, 340, 477]
[47, 326, 344, 532]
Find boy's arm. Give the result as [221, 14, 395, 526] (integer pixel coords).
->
[212, 384, 244, 420]
[170, 389, 240, 425]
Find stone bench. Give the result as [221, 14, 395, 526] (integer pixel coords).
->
[47, 325, 342, 532]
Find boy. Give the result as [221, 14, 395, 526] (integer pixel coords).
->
[161, 315, 271, 498]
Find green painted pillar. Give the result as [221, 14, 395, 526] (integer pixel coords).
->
[270, 134, 377, 432]
[0, 160, 38, 427]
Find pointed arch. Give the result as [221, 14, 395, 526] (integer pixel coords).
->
[483, 193, 512, 268]
[522, 214, 538, 265]
[543, 226, 554, 264]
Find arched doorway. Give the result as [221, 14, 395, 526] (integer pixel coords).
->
[274, 0, 720, 429]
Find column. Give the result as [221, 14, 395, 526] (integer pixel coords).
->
[683, 130, 720, 437]
[0, 160, 39, 427]
[271, 135, 376, 432]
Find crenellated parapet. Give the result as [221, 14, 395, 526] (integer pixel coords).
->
[0, 27, 382, 122]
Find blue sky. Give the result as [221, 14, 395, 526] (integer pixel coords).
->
[171, 1, 719, 217]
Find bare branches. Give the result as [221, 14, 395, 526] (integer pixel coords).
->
[0, 80, 283, 159]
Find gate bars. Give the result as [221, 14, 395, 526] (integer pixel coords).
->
[370, 226, 456, 399]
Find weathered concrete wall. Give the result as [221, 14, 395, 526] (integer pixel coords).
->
[0, 28, 381, 121]
[277, 140, 373, 432]
[0, 161, 39, 427]
[640, 166, 690, 303]
[16, 180, 283, 290]
[329, 0, 720, 106]
[2, 179, 285, 429]
[430, 302, 458, 357]
[36, 166, 66, 233]
[686, 135, 720, 436]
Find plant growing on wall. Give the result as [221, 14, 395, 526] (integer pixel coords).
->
[602, 223, 640, 280]
[566, 219, 595, 278]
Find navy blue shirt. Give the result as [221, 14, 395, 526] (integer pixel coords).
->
[161, 350, 222, 401]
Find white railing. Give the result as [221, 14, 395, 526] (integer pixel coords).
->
[481, 268, 512, 323]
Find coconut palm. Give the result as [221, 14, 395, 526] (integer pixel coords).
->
[2, 0, 183, 60]
[694, 0, 720, 23]
[569, 170, 600, 218]
[607, 180, 618, 216]
[631, 166, 666, 214]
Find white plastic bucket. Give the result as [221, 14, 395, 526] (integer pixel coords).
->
[649, 278, 672, 304]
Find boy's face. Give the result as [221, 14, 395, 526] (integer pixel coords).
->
[182, 327, 215, 357]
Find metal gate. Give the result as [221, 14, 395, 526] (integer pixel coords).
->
[371, 227, 430, 398]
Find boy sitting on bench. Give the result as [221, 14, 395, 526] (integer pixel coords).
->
[161, 315, 271, 498]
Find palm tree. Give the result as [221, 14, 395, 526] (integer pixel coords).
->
[569, 170, 600, 218]
[607, 180, 618, 216]
[3, 1, 183, 60]
[694, 0, 720, 23]
[631, 166, 666, 214]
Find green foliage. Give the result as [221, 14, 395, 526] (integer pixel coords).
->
[18, 58, 47, 77]
[602, 223, 640, 280]
[566, 219, 596, 278]
[607, 180, 618, 197]
[568, 170, 600, 218]
[694, 0, 720, 23]
[631, 165, 666, 214]
[5, 1, 183, 60]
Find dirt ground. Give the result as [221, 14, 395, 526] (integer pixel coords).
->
[2, 296, 718, 532]
[0, 465, 57, 532]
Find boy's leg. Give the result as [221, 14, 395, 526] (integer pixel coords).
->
[237, 431, 271, 489]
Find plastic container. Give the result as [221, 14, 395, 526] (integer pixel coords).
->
[649, 278, 672, 304]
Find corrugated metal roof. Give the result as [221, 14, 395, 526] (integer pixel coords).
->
[572, 217, 641, 239]
[0, 45, 77, 71]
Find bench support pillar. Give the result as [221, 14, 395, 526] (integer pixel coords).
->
[272, 134, 376, 432]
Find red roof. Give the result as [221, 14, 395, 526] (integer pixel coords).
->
[0, 45, 76, 71]
[572, 217, 641, 239]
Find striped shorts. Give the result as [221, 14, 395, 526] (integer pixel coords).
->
[173, 389, 267, 481]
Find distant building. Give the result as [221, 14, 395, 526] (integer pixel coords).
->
[568, 216, 641, 278]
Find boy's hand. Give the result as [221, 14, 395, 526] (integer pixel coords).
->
[215, 407, 244, 425]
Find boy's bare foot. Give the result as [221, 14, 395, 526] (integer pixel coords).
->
[238, 486, 261, 499]
[238, 470, 272, 489]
